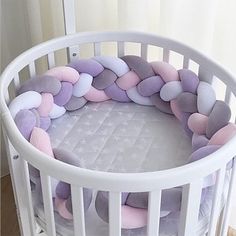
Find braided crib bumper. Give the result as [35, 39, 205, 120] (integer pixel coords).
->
[9, 55, 236, 229]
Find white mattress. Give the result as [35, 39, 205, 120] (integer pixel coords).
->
[47, 100, 192, 172]
[33, 101, 227, 236]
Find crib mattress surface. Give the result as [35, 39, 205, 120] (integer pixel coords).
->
[47, 100, 192, 173]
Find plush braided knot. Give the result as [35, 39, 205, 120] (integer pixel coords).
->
[9, 55, 236, 229]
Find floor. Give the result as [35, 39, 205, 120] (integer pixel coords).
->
[1, 175, 236, 236]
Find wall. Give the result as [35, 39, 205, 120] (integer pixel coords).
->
[1, 0, 32, 176]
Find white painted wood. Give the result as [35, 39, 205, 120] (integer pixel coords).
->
[71, 186, 86, 236]
[21, 159, 37, 236]
[224, 87, 232, 105]
[183, 57, 189, 69]
[47, 52, 56, 69]
[141, 43, 148, 60]
[178, 180, 203, 236]
[62, 0, 76, 35]
[109, 192, 121, 236]
[4, 89, 10, 104]
[94, 42, 101, 56]
[220, 159, 236, 236]
[117, 41, 125, 57]
[29, 61, 36, 77]
[40, 174, 56, 236]
[208, 167, 226, 236]
[14, 73, 20, 89]
[62, 0, 79, 61]
[147, 190, 161, 236]
[163, 48, 170, 62]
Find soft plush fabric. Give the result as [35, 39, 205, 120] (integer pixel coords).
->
[137, 76, 164, 97]
[179, 69, 199, 94]
[18, 75, 61, 95]
[55, 197, 73, 220]
[197, 81, 216, 115]
[37, 93, 53, 117]
[64, 96, 87, 111]
[121, 55, 155, 80]
[126, 87, 153, 106]
[116, 71, 141, 90]
[189, 145, 221, 163]
[45, 66, 79, 84]
[94, 56, 129, 77]
[121, 205, 148, 229]
[150, 93, 173, 114]
[105, 83, 131, 102]
[176, 92, 198, 113]
[206, 100, 231, 139]
[65, 188, 93, 213]
[53, 148, 81, 166]
[160, 81, 183, 101]
[9, 91, 42, 119]
[73, 73, 93, 97]
[68, 58, 104, 77]
[151, 61, 179, 82]
[181, 112, 193, 137]
[30, 127, 54, 157]
[192, 134, 209, 152]
[30, 109, 41, 127]
[93, 69, 117, 90]
[53, 82, 73, 106]
[188, 113, 209, 135]
[14, 109, 37, 140]
[49, 104, 66, 119]
[39, 116, 51, 131]
[208, 123, 236, 145]
[84, 86, 110, 102]
[170, 99, 183, 121]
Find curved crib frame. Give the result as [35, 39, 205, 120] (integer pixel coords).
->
[1, 4, 236, 236]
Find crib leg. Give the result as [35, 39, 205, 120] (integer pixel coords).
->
[2, 129, 36, 236]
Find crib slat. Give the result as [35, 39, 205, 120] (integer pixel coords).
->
[29, 62, 36, 77]
[147, 190, 161, 236]
[94, 42, 101, 56]
[141, 43, 148, 60]
[5, 89, 10, 104]
[109, 192, 121, 236]
[208, 167, 226, 236]
[71, 186, 86, 236]
[220, 159, 236, 236]
[47, 52, 56, 69]
[117, 42, 125, 57]
[21, 159, 36, 236]
[224, 87, 232, 105]
[198, 65, 213, 84]
[183, 57, 189, 69]
[14, 73, 20, 90]
[178, 180, 203, 236]
[63, 0, 76, 35]
[40, 174, 56, 236]
[163, 48, 170, 62]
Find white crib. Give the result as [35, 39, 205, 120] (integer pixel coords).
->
[1, 1, 236, 236]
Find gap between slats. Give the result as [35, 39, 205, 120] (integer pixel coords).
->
[21, 159, 36, 236]
[208, 167, 226, 236]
